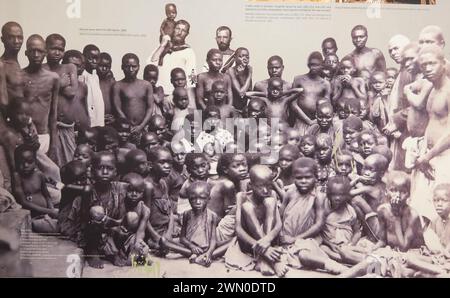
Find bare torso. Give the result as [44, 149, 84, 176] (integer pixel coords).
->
[425, 77, 450, 150]
[117, 79, 152, 126]
[254, 79, 291, 94]
[21, 171, 48, 212]
[100, 77, 115, 115]
[406, 78, 432, 137]
[1, 59, 25, 100]
[292, 74, 330, 119]
[22, 68, 59, 134]
[71, 82, 90, 131]
[349, 47, 385, 74]
[44, 63, 78, 124]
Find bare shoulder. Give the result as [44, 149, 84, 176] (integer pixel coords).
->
[63, 63, 77, 73]
[1, 129, 18, 146]
[407, 207, 421, 222]
[293, 74, 307, 84]
[41, 68, 60, 81]
[372, 48, 384, 57]
[197, 72, 207, 81]
[377, 203, 390, 218]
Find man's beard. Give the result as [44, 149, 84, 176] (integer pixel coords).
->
[172, 36, 185, 46]
[218, 43, 229, 51]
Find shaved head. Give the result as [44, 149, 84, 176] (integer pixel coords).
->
[249, 164, 273, 182]
[1, 21, 22, 36]
[388, 34, 410, 64]
[26, 34, 45, 48]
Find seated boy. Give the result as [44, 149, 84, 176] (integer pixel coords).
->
[279, 158, 326, 246]
[283, 176, 358, 275]
[58, 160, 91, 242]
[178, 153, 211, 214]
[112, 173, 151, 266]
[13, 144, 59, 233]
[161, 181, 228, 267]
[225, 165, 288, 277]
[340, 171, 425, 278]
[110, 211, 151, 267]
[349, 154, 389, 243]
[142, 147, 177, 252]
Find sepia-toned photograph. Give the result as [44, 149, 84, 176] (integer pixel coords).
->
[0, 0, 449, 280]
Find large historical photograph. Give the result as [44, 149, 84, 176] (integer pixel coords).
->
[0, 0, 450, 278]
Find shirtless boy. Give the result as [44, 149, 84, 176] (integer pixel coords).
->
[22, 34, 59, 160]
[113, 53, 154, 144]
[254, 56, 292, 94]
[43, 34, 79, 166]
[228, 47, 252, 111]
[228, 165, 288, 277]
[291, 52, 331, 134]
[196, 49, 233, 110]
[97, 52, 116, 125]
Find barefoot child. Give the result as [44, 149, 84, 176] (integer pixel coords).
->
[349, 154, 389, 242]
[58, 160, 91, 243]
[82, 151, 127, 268]
[142, 146, 176, 252]
[161, 181, 228, 267]
[226, 165, 288, 277]
[279, 158, 326, 247]
[112, 173, 151, 266]
[340, 172, 425, 278]
[158, 3, 177, 66]
[13, 144, 59, 233]
[209, 153, 250, 245]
